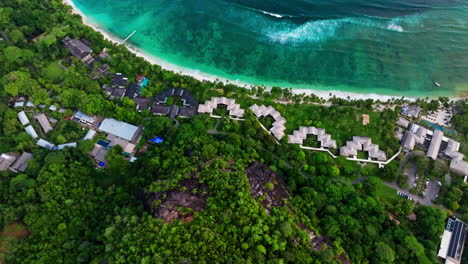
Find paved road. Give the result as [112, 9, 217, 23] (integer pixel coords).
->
[352, 177, 368, 184]
[207, 119, 227, 135]
[383, 181, 436, 206]
[58, 60, 69, 71]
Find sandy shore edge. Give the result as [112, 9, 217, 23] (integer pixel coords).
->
[63, 0, 419, 101]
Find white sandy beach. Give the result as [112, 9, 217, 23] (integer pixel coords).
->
[64, 0, 414, 101]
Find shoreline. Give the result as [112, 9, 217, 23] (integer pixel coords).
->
[64, 0, 423, 101]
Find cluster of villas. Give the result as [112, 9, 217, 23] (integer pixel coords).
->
[397, 116, 468, 178]
[11, 98, 143, 168]
[60, 36, 397, 165]
[10, 39, 467, 173]
[10, 86, 468, 176]
[72, 111, 142, 167]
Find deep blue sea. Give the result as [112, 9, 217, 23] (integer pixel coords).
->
[72, 0, 468, 97]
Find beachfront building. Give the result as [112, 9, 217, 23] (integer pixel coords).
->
[62, 37, 94, 64]
[34, 113, 53, 133]
[249, 104, 286, 140]
[17, 111, 30, 125]
[340, 136, 387, 161]
[288, 126, 337, 149]
[9, 152, 33, 173]
[198, 97, 244, 119]
[438, 218, 467, 264]
[401, 104, 422, 118]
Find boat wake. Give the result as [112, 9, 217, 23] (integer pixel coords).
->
[262, 11, 283, 18]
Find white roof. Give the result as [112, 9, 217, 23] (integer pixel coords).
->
[83, 129, 96, 140]
[26, 101, 35, 107]
[25, 125, 38, 139]
[73, 111, 95, 123]
[17, 111, 30, 125]
[37, 139, 55, 150]
[99, 118, 139, 141]
[438, 230, 452, 259]
[14, 101, 24, 107]
[56, 142, 77, 150]
[49, 105, 57, 111]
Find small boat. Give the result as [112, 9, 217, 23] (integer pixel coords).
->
[435, 82, 441, 87]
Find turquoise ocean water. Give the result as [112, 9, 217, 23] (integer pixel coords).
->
[72, 0, 468, 97]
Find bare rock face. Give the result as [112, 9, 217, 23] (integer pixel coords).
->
[246, 161, 290, 210]
[157, 205, 180, 223]
[165, 191, 206, 211]
[139, 178, 208, 223]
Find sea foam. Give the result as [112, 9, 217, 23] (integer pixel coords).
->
[387, 22, 404, 32]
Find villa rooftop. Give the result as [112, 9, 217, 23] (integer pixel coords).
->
[99, 118, 139, 142]
[9, 152, 33, 173]
[35, 113, 53, 133]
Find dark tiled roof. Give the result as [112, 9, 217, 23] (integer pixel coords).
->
[111, 88, 126, 99]
[168, 105, 179, 119]
[134, 96, 152, 111]
[153, 88, 198, 107]
[63, 38, 92, 60]
[151, 104, 170, 115]
[125, 83, 138, 99]
[112, 73, 128, 88]
[98, 64, 110, 75]
[151, 88, 198, 118]
[102, 84, 113, 95]
[178, 107, 197, 117]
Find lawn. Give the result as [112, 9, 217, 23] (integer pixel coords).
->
[375, 178, 401, 204]
[42, 61, 65, 83]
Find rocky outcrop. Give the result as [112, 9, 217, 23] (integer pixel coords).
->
[139, 178, 208, 223]
[246, 161, 290, 211]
